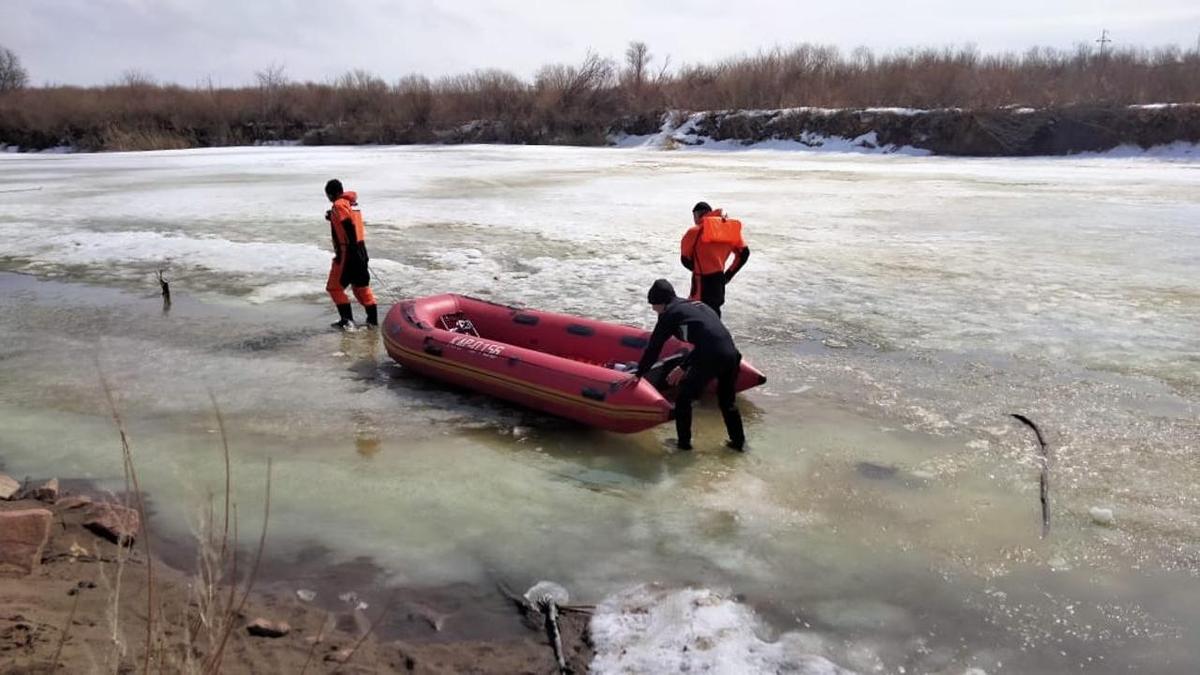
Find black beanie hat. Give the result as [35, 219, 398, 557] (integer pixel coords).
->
[692, 201, 712, 215]
[647, 278, 676, 305]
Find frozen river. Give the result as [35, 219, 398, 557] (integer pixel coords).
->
[1, 145, 1198, 673]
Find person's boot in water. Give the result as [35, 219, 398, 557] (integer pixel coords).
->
[332, 303, 356, 330]
[364, 304, 378, 327]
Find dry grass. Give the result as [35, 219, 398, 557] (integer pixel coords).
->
[97, 366, 155, 673]
[48, 585, 82, 674]
[1, 42, 1198, 150]
[91, 368, 274, 674]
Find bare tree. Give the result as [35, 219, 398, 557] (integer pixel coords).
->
[624, 41, 651, 90]
[253, 62, 289, 123]
[0, 45, 29, 92]
[655, 54, 672, 83]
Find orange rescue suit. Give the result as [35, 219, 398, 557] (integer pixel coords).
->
[326, 191, 375, 307]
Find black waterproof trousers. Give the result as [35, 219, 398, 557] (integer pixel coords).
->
[690, 272, 727, 317]
[674, 352, 745, 449]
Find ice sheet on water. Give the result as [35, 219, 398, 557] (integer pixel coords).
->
[590, 584, 855, 675]
[0, 223, 328, 275]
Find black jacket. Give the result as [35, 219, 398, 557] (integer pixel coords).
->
[636, 298, 739, 376]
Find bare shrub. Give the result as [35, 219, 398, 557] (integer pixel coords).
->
[117, 69, 157, 88]
[1, 41, 1198, 150]
[435, 68, 529, 122]
[255, 62, 288, 91]
[535, 51, 615, 110]
[394, 74, 434, 126]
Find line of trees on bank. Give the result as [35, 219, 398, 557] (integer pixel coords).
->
[1, 41, 1198, 150]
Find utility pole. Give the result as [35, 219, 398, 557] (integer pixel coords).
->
[1096, 29, 1112, 58]
[1093, 29, 1112, 103]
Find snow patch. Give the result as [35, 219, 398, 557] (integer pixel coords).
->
[1076, 141, 1200, 159]
[611, 111, 929, 156]
[591, 584, 855, 675]
[861, 107, 924, 116]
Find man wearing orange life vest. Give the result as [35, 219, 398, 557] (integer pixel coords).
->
[324, 179, 377, 329]
[680, 202, 750, 318]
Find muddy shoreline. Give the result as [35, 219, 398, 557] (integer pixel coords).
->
[0, 472, 593, 674]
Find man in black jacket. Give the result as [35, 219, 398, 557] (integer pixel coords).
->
[634, 279, 746, 451]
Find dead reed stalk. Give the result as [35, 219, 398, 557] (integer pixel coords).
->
[48, 584, 82, 674]
[204, 457, 271, 674]
[96, 362, 157, 674]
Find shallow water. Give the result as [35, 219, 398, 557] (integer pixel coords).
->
[1, 146, 1198, 673]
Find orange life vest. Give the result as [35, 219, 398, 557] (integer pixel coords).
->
[681, 209, 746, 276]
[698, 212, 743, 245]
[329, 191, 365, 250]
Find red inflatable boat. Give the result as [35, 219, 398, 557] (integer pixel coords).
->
[382, 294, 766, 433]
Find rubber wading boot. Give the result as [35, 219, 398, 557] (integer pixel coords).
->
[331, 303, 355, 330]
[364, 304, 378, 327]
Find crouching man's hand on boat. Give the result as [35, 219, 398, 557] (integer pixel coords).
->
[666, 366, 686, 386]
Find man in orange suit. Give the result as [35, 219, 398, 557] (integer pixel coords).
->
[324, 179, 377, 329]
[679, 201, 750, 318]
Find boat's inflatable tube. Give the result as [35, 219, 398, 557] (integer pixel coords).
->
[382, 294, 766, 433]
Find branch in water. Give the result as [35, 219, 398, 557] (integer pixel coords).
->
[1011, 413, 1050, 539]
[156, 269, 171, 314]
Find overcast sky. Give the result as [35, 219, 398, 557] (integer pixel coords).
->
[4, 0, 1199, 86]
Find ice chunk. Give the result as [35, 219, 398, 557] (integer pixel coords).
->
[1089, 507, 1115, 527]
[591, 584, 855, 674]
